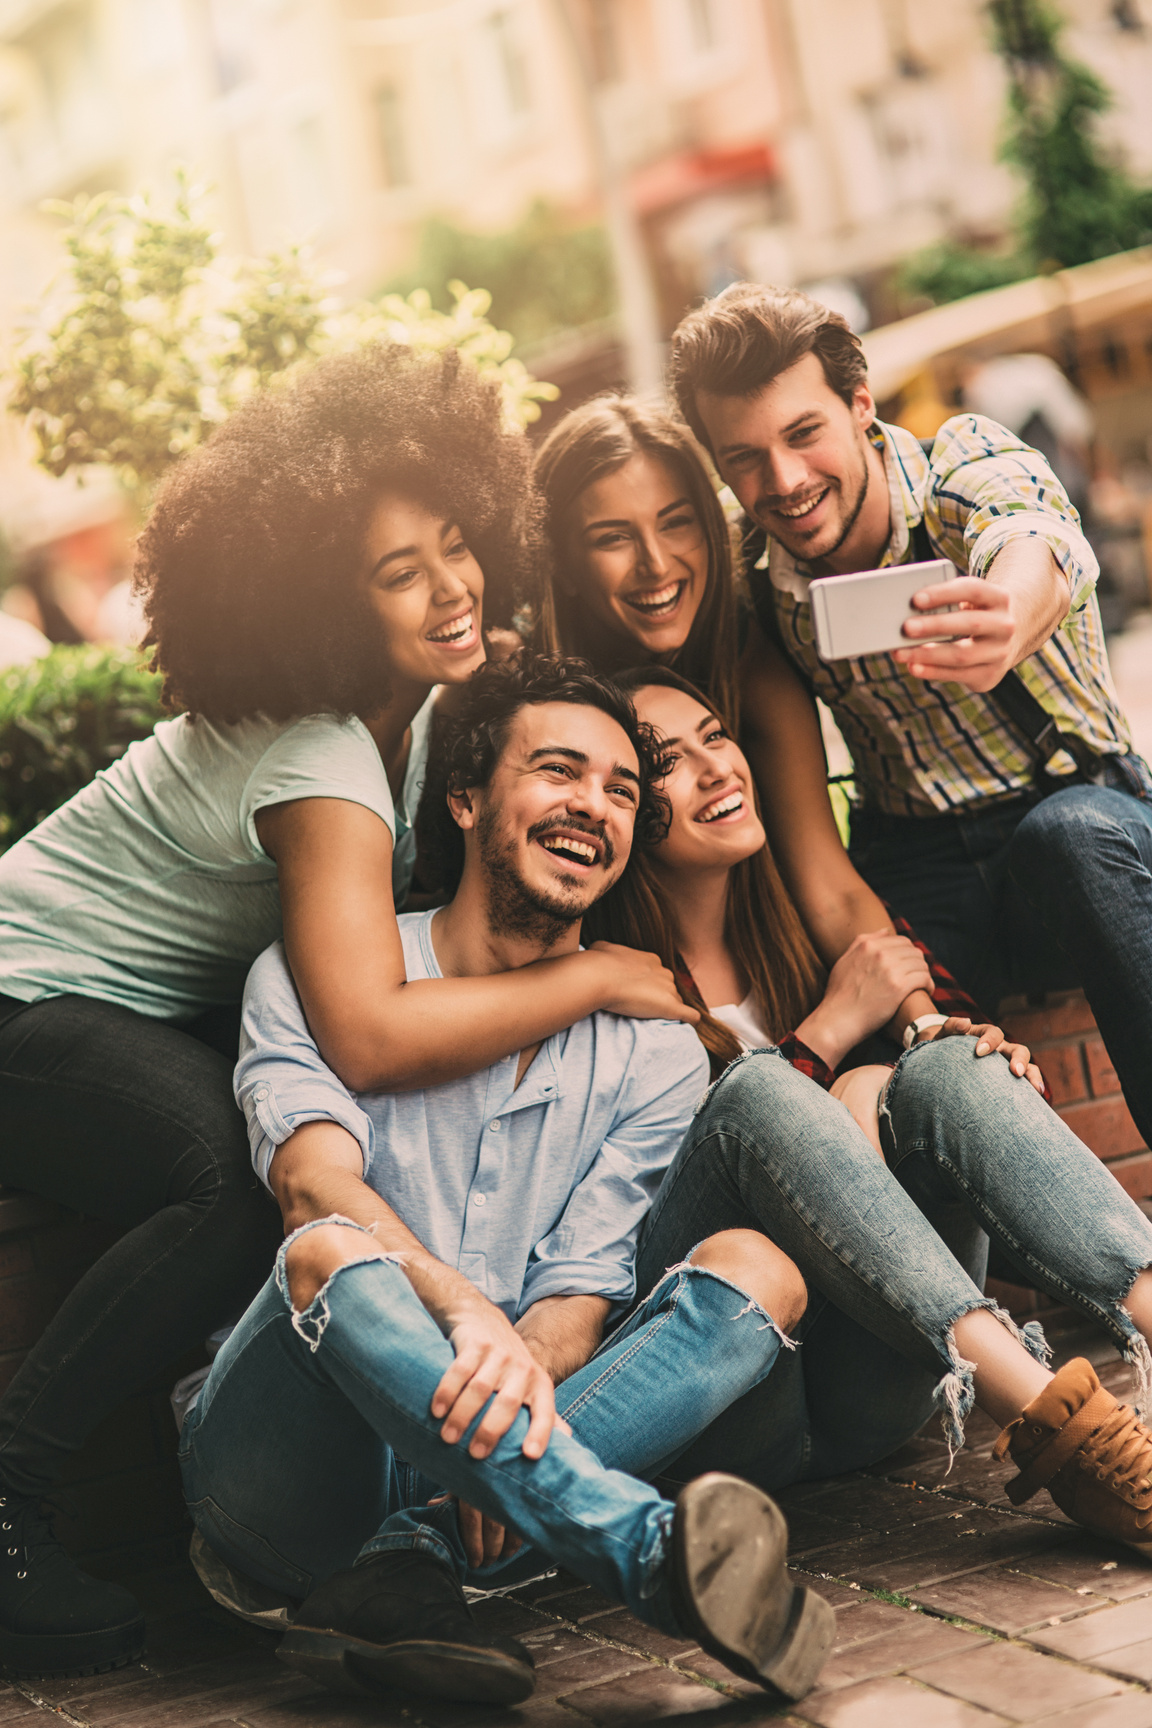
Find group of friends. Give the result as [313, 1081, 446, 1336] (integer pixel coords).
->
[1, 283, 1152, 1709]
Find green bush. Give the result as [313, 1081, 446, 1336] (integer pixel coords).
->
[0, 646, 165, 853]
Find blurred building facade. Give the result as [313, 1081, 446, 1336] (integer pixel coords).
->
[1, 0, 1152, 586]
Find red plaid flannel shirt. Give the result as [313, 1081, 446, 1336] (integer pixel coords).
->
[681, 912, 985, 1089]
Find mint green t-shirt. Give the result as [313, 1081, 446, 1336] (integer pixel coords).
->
[0, 692, 436, 1019]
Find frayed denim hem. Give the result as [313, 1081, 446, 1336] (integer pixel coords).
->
[274, 1215, 407, 1354]
[934, 1301, 1052, 1462]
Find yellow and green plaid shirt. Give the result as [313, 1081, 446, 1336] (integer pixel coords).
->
[753, 414, 1132, 817]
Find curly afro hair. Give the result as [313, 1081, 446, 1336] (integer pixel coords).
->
[135, 343, 543, 722]
[416, 651, 670, 897]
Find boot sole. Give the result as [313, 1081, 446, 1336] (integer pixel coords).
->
[0, 1613, 145, 1679]
[674, 1473, 835, 1700]
[277, 1624, 536, 1705]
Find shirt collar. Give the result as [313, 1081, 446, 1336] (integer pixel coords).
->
[761, 419, 931, 599]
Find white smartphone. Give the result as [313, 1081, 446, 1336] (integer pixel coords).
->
[810, 558, 959, 663]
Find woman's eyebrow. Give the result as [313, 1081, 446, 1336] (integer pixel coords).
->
[656, 497, 692, 516]
[368, 545, 419, 578]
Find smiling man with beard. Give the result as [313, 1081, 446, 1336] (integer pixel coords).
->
[671, 282, 1152, 1147]
[175, 655, 834, 1715]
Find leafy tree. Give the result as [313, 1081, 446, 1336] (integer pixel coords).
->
[0, 646, 165, 851]
[901, 0, 1152, 306]
[8, 176, 558, 506]
[384, 200, 615, 350]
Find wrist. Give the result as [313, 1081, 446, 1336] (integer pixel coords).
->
[794, 1006, 853, 1071]
[902, 1013, 948, 1050]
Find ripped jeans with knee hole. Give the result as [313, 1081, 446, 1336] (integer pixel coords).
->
[177, 1218, 789, 1621]
[634, 1038, 1152, 1492]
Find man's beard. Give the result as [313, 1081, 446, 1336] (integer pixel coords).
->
[476, 806, 611, 947]
[759, 426, 871, 568]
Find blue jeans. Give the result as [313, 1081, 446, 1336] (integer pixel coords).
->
[179, 1239, 787, 1628]
[635, 1039, 1152, 1491]
[849, 773, 1152, 1146]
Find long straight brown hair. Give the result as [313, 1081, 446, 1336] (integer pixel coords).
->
[582, 666, 826, 1076]
[530, 395, 741, 727]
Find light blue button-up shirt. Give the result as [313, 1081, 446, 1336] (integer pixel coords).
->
[236, 911, 710, 1320]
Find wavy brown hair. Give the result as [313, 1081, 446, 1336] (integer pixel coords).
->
[530, 396, 741, 727]
[135, 343, 542, 722]
[582, 666, 825, 1076]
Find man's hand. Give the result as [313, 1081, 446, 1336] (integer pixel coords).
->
[922, 1015, 1045, 1093]
[796, 930, 933, 1069]
[893, 542, 1070, 692]
[433, 1304, 563, 1461]
[434, 1500, 525, 1571]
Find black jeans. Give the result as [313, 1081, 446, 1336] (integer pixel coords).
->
[849, 771, 1152, 1148]
[0, 992, 282, 1498]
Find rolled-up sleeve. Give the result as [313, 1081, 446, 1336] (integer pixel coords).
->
[236, 941, 375, 1189]
[518, 1025, 709, 1315]
[924, 414, 1098, 615]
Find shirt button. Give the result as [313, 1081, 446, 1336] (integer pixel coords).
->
[489, 1119, 502, 1131]
[255, 1085, 269, 1100]
[473, 1193, 487, 1207]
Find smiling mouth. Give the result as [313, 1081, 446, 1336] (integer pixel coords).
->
[426, 609, 477, 646]
[696, 791, 744, 824]
[769, 488, 831, 523]
[623, 580, 686, 619]
[537, 833, 601, 868]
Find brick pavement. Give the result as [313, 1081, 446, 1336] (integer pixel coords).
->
[0, 1334, 1148, 1728]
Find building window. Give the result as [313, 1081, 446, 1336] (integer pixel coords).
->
[373, 83, 410, 187]
[486, 9, 530, 118]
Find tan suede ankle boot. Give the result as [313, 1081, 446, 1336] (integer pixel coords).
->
[992, 1357, 1152, 1560]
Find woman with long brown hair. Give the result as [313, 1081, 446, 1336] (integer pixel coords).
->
[531, 396, 741, 723]
[589, 666, 1152, 1558]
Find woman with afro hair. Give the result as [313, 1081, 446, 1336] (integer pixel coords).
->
[0, 343, 684, 1678]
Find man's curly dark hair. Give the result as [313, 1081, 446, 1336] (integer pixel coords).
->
[135, 343, 543, 721]
[416, 653, 670, 896]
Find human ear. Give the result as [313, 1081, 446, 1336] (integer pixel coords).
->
[851, 382, 876, 432]
[447, 785, 477, 832]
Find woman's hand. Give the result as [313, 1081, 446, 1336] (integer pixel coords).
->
[795, 930, 933, 1070]
[829, 1064, 892, 1157]
[585, 942, 700, 1024]
[923, 1016, 1045, 1093]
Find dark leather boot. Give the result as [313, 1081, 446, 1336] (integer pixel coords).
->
[670, 1472, 835, 1701]
[276, 1548, 536, 1704]
[0, 1491, 144, 1677]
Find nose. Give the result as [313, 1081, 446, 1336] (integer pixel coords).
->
[566, 774, 610, 824]
[431, 558, 471, 606]
[634, 526, 671, 580]
[761, 447, 812, 503]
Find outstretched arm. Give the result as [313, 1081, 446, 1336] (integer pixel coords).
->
[258, 797, 695, 1094]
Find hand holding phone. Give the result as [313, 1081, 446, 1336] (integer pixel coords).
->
[811, 559, 960, 662]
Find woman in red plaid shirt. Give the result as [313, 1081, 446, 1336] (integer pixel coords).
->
[582, 667, 1152, 1563]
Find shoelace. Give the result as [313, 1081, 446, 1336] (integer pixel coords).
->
[1077, 1405, 1152, 1500]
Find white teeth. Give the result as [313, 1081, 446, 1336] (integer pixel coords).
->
[428, 612, 473, 643]
[776, 492, 827, 520]
[698, 792, 742, 823]
[541, 835, 597, 863]
[626, 582, 681, 612]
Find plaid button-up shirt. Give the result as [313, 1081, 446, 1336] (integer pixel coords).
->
[748, 415, 1132, 817]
